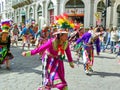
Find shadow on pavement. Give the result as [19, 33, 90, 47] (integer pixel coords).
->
[0, 46, 43, 75]
[89, 71, 120, 78]
[94, 55, 116, 59]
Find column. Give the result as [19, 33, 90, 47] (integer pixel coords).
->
[14, 10, 17, 23]
[93, 0, 98, 27]
[54, 0, 60, 16]
[90, 0, 94, 27]
[13, 10, 15, 22]
[25, 6, 28, 20]
[19, 8, 22, 23]
[84, 0, 91, 28]
[112, 2, 118, 27]
[109, 0, 115, 28]
[42, 0, 46, 25]
[27, 5, 30, 20]
[56, 0, 60, 15]
[32, 4, 36, 21]
[34, 3, 37, 23]
[18, 8, 20, 24]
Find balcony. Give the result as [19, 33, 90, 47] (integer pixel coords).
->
[12, 0, 33, 9]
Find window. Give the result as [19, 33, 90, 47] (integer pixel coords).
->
[29, 7, 33, 19]
[65, 0, 84, 8]
[48, 2, 54, 10]
[117, 12, 120, 27]
[0, 4, 1, 13]
[117, 5, 120, 27]
[97, 1, 105, 12]
[2, 2, 4, 11]
[37, 5, 42, 16]
[48, 2, 54, 24]
[65, 0, 85, 14]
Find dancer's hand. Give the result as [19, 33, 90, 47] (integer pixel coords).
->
[69, 62, 74, 68]
[22, 52, 26, 56]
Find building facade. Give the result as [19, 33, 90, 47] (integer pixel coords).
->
[1, 0, 120, 28]
[0, 0, 6, 21]
[0, 0, 13, 21]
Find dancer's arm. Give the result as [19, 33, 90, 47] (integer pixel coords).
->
[65, 44, 74, 68]
[22, 39, 52, 56]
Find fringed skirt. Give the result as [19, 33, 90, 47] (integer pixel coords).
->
[41, 55, 67, 89]
[82, 45, 94, 66]
[0, 47, 14, 64]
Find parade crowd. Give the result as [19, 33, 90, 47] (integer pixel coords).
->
[0, 15, 120, 90]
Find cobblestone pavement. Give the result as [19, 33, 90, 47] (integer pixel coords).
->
[0, 42, 120, 90]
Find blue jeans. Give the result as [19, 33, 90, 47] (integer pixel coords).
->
[110, 41, 116, 53]
[100, 41, 105, 52]
[104, 37, 110, 50]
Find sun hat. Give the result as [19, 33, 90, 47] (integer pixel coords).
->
[53, 29, 68, 35]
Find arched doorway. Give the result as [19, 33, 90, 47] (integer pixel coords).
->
[37, 5, 42, 28]
[117, 5, 120, 27]
[16, 11, 19, 23]
[65, 0, 85, 24]
[7, 13, 10, 19]
[48, 1, 54, 24]
[29, 7, 34, 20]
[12, 13, 14, 21]
[9, 12, 12, 19]
[21, 8, 26, 24]
[97, 1, 105, 26]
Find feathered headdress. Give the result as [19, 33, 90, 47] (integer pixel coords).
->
[1, 20, 11, 30]
[55, 13, 75, 29]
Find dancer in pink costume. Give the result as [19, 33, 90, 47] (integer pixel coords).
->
[22, 29, 74, 90]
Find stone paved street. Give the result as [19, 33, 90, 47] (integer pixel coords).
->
[0, 42, 120, 90]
